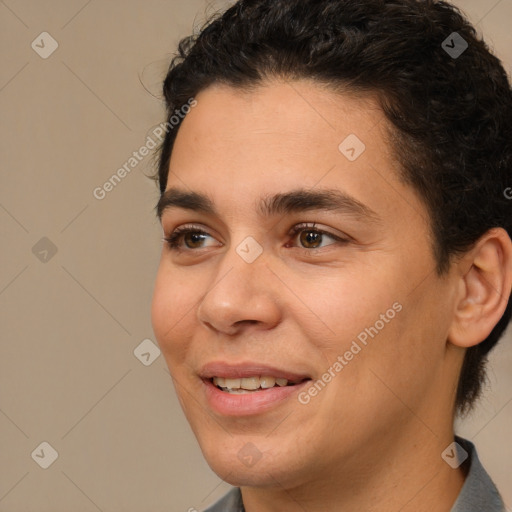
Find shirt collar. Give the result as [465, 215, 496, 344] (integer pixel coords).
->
[450, 436, 505, 512]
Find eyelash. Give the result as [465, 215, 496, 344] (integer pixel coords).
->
[162, 223, 348, 253]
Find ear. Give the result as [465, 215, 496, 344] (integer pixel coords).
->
[448, 228, 512, 348]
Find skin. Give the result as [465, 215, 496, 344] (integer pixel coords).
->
[151, 80, 512, 512]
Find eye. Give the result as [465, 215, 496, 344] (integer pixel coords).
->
[163, 223, 348, 254]
[163, 225, 220, 251]
[288, 223, 348, 250]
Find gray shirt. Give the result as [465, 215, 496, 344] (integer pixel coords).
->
[204, 437, 505, 512]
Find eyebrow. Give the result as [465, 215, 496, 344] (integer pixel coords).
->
[156, 187, 380, 223]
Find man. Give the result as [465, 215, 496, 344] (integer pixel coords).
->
[150, 0, 511, 510]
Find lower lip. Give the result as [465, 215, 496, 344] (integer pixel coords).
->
[202, 378, 311, 416]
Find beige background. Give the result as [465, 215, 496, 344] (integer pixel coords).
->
[0, 0, 511, 510]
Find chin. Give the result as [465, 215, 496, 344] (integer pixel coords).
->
[197, 433, 307, 489]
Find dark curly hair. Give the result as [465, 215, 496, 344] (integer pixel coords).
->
[153, 0, 512, 415]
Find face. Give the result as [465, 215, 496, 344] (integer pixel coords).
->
[151, 81, 460, 489]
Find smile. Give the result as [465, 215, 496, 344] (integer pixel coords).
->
[199, 362, 312, 415]
[212, 376, 304, 393]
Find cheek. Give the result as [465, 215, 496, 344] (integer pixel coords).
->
[151, 263, 201, 361]
[298, 266, 400, 353]
[301, 264, 422, 394]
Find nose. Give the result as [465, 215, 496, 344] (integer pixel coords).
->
[196, 247, 282, 336]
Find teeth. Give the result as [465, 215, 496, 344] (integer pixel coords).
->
[240, 377, 260, 390]
[260, 376, 276, 389]
[224, 378, 241, 389]
[212, 376, 290, 391]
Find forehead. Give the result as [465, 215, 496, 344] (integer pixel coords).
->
[164, 80, 427, 229]
[171, 80, 384, 159]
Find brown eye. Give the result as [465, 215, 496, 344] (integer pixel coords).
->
[288, 224, 343, 250]
[299, 230, 324, 249]
[164, 226, 220, 251]
[183, 232, 208, 249]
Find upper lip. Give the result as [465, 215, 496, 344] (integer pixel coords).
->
[199, 361, 312, 382]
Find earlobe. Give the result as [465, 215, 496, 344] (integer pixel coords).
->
[448, 228, 512, 349]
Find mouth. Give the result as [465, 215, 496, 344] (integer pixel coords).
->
[199, 362, 312, 415]
[209, 375, 309, 394]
